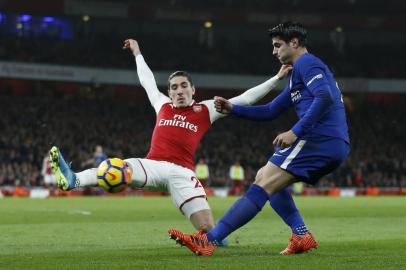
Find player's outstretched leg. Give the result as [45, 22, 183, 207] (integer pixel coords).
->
[168, 229, 216, 256]
[280, 231, 317, 255]
[49, 146, 79, 191]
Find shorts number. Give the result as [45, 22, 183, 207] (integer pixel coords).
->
[191, 176, 202, 188]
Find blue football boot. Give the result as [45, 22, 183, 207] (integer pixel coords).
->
[49, 146, 78, 191]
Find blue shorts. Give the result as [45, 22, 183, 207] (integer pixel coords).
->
[269, 136, 350, 185]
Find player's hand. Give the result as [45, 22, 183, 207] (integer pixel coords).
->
[214, 96, 233, 114]
[276, 64, 293, 80]
[123, 39, 141, 56]
[273, 130, 297, 149]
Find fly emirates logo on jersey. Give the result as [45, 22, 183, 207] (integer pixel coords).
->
[158, 114, 198, 133]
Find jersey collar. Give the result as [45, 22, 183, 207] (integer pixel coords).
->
[172, 100, 196, 108]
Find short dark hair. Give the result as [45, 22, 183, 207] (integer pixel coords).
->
[268, 22, 307, 47]
[167, 71, 194, 89]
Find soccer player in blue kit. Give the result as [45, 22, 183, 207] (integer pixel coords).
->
[168, 22, 350, 256]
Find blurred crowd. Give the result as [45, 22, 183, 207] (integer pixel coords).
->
[0, 87, 405, 189]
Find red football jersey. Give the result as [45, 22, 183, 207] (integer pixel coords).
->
[136, 53, 279, 171]
[147, 102, 211, 170]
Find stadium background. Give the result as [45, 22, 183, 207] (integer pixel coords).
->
[1, 1, 406, 269]
[1, 0, 405, 195]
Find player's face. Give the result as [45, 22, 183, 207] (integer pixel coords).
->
[168, 76, 195, 108]
[272, 37, 295, 64]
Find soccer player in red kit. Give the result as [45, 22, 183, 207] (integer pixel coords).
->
[49, 39, 291, 232]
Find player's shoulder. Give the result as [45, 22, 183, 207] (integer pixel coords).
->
[157, 102, 174, 113]
[192, 101, 211, 116]
[295, 53, 322, 67]
[294, 53, 326, 73]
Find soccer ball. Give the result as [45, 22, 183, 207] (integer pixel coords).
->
[97, 158, 132, 193]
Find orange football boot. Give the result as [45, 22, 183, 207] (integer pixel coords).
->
[168, 229, 216, 256]
[280, 232, 318, 255]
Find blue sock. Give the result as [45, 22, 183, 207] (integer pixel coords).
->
[269, 187, 308, 235]
[207, 184, 268, 242]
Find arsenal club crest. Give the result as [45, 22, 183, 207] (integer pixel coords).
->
[193, 105, 202, 112]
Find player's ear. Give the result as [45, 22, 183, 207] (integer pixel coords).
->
[191, 86, 196, 95]
[290, 38, 299, 48]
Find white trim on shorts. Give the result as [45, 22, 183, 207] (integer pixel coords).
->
[280, 140, 307, 169]
[135, 158, 148, 188]
[179, 195, 207, 211]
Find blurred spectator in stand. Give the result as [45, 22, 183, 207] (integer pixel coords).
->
[41, 155, 56, 187]
[329, 26, 346, 56]
[229, 161, 245, 195]
[82, 145, 107, 168]
[195, 158, 210, 188]
[293, 182, 304, 195]
[198, 21, 214, 50]
[195, 158, 213, 196]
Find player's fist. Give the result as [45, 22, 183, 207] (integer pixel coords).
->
[123, 39, 141, 56]
[276, 64, 293, 80]
[273, 130, 297, 149]
[214, 96, 233, 114]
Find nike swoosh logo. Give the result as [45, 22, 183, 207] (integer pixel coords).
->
[107, 171, 117, 180]
[273, 154, 282, 157]
[279, 146, 291, 153]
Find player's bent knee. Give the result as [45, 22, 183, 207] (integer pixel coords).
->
[254, 163, 274, 186]
[255, 167, 264, 183]
[253, 162, 295, 194]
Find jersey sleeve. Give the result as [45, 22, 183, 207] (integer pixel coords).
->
[135, 55, 171, 114]
[302, 65, 330, 94]
[200, 99, 219, 123]
[291, 62, 334, 137]
[202, 75, 280, 123]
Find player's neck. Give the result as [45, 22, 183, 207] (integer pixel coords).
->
[172, 99, 195, 108]
[292, 48, 308, 64]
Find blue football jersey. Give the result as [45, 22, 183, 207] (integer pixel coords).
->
[288, 53, 349, 142]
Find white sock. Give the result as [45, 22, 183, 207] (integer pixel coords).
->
[76, 168, 98, 187]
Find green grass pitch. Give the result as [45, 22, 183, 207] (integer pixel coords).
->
[0, 196, 405, 270]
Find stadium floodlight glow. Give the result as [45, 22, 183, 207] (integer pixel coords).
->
[82, 15, 90, 22]
[0, 13, 3, 22]
[19, 14, 32, 22]
[204, 21, 213, 28]
[43, 17, 55, 23]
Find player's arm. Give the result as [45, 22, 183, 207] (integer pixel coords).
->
[203, 65, 292, 123]
[214, 86, 292, 121]
[123, 39, 170, 113]
[291, 67, 334, 138]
